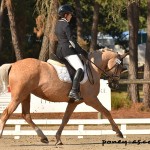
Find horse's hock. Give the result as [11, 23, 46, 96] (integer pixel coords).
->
[0, 79, 111, 119]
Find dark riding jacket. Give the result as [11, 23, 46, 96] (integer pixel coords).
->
[55, 18, 86, 59]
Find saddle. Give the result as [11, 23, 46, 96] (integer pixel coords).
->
[47, 54, 87, 84]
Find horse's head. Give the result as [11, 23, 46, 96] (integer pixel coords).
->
[104, 50, 129, 89]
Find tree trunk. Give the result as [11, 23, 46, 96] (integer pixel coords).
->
[74, 0, 83, 41]
[143, 0, 150, 108]
[15, 0, 26, 52]
[38, 12, 50, 61]
[6, 0, 23, 60]
[48, 1, 59, 58]
[74, 0, 88, 50]
[39, 0, 59, 61]
[89, 1, 99, 52]
[0, 0, 5, 52]
[127, 0, 140, 102]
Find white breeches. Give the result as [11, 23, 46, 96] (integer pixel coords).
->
[65, 55, 84, 71]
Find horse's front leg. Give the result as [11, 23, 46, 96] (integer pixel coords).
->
[55, 101, 79, 145]
[85, 97, 123, 138]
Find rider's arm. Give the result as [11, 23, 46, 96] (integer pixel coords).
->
[65, 25, 88, 58]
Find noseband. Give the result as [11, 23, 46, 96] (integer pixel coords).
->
[106, 57, 123, 80]
[105, 56, 123, 89]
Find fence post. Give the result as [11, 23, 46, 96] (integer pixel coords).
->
[121, 123, 126, 138]
[78, 124, 84, 138]
[14, 124, 21, 139]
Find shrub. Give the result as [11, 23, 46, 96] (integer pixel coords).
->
[111, 92, 132, 110]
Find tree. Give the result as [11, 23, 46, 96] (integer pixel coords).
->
[143, 0, 150, 108]
[74, 0, 83, 42]
[39, 0, 59, 61]
[74, 0, 88, 50]
[6, 0, 23, 60]
[14, 0, 26, 53]
[89, 1, 100, 51]
[0, 0, 5, 52]
[97, 0, 127, 38]
[127, 0, 140, 102]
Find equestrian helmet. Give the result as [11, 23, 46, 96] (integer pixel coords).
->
[58, 4, 73, 17]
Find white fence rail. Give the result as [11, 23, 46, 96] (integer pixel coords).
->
[3, 119, 150, 139]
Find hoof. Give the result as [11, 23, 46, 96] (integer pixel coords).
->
[41, 137, 49, 143]
[117, 132, 124, 138]
[55, 141, 63, 146]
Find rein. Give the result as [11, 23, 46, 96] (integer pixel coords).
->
[86, 57, 108, 77]
[85, 55, 122, 83]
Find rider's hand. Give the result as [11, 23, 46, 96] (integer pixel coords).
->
[81, 49, 88, 59]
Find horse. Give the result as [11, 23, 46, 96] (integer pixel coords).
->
[0, 48, 128, 145]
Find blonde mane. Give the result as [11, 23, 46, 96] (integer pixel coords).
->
[100, 47, 117, 53]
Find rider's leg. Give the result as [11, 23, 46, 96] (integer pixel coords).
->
[65, 55, 84, 102]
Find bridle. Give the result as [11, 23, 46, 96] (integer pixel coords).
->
[105, 56, 124, 89]
[86, 55, 123, 80]
[105, 56, 123, 80]
[86, 54, 123, 89]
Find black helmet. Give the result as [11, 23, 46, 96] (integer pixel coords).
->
[58, 4, 73, 17]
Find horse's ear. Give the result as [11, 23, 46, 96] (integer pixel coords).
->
[120, 52, 129, 59]
[101, 49, 105, 52]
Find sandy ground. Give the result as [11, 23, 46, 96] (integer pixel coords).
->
[1, 134, 150, 150]
[1, 103, 150, 150]
[1, 124, 150, 150]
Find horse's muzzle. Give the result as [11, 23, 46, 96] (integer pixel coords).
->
[108, 80, 119, 90]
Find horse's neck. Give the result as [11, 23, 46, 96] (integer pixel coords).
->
[101, 51, 111, 68]
[89, 50, 115, 82]
[89, 51, 106, 80]
[89, 50, 108, 72]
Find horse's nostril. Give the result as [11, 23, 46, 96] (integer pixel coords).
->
[108, 82, 119, 90]
[115, 84, 119, 90]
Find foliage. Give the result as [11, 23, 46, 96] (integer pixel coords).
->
[111, 91, 132, 110]
[0, 0, 40, 65]
[139, 0, 147, 29]
[34, 0, 51, 25]
[34, 0, 51, 15]
[0, 0, 148, 64]
[112, 71, 131, 110]
[97, 0, 127, 36]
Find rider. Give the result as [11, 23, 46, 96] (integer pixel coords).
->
[55, 4, 88, 102]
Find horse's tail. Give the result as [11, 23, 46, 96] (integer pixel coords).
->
[0, 63, 12, 94]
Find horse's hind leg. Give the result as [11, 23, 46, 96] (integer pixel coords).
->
[0, 98, 20, 138]
[21, 95, 49, 143]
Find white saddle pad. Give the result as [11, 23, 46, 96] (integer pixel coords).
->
[47, 59, 87, 84]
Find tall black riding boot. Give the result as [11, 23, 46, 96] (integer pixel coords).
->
[68, 68, 83, 102]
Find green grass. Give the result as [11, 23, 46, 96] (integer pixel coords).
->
[111, 71, 144, 110]
[111, 91, 132, 110]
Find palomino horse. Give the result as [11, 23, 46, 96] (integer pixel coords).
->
[0, 49, 128, 145]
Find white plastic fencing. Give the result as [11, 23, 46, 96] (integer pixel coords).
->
[3, 119, 150, 139]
